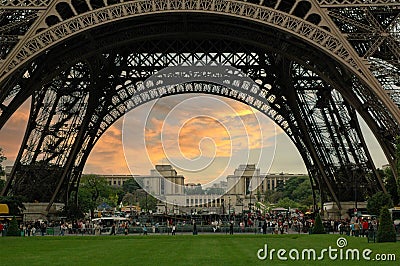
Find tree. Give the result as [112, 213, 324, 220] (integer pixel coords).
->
[396, 135, 400, 179]
[395, 135, 400, 205]
[275, 180, 285, 192]
[60, 201, 85, 221]
[276, 197, 300, 209]
[0, 196, 25, 215]
[0, 179, 5, 192]
[122, 178, 141, 193]
[12, 162, 63, 202]
[382, 167, 399, 206]
[312, 213, 325, 234]
[367, 191, 393, 215]
[138, 193, 158, 212]
[256, 190, 262, 202]
[6, 216, 20, 236]
[280, 176, 313, 207]
[398, 178, 400, 205]
[377, 206, 396, 242]
[185, 185, 204, 195]
[0, 147, 7, 192]
[263, 190, 275, 203]
[122, 192, 136, 206]
[78, 175, 111, 218]
[283, 176, 306, 198]
[269, 191, 284, 204]
[204, 187, 224, 195]
[0, 147, 6, 176]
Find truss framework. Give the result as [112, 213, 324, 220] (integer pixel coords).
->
[0, 37, 388, 211]
[0, 0, 399, 210]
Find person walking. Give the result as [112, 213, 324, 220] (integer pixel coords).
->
[193, 220, 197, 235]
[229, 221, 234, 235]
[110, 223, 116, 235]
[171, 224, 176, 235]
[60, 223, 66, 236]
[262, 221, 267, 235]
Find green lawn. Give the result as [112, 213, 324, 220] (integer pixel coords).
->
[0, 234, 398, 265]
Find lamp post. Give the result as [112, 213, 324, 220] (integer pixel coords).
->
[352, 166, 358, 212]
[348, 164, 360, 220]
[248, 181, 252, 214]
[228, 196, 231, 221]
[145, 192, 148, 213]
[130, 196, 133, 217]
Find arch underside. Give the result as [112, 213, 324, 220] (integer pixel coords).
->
[0, 13, 396, 210]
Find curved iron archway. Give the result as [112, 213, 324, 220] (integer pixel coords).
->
[0, 9, 398, 211]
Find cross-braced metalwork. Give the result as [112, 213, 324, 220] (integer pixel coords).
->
[0, 0, 399, 211]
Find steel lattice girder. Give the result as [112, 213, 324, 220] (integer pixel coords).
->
[0, 13, 393, 211]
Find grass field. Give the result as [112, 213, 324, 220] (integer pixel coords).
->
[0, 234, 398, 265]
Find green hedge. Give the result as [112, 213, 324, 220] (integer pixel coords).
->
[312, 213, 325, 234]
[377, 207, 396, 242]
[6, 216, 20, 236]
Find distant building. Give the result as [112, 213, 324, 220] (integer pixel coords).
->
[224, 164, 307, 213]
[100, 174, 133, 187]
[208, 180, 227, 190]
[226, 164, 261, 196]
[93, 164, 307, 215]
[262, 172, 308, 192]
[99, 165, 185, 194]
[140, 165, 185, 196]
[185, 183, 201, 189]
[2, 165, 13, 181]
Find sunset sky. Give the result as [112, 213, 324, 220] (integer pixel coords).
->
[0, 94, 388, 185]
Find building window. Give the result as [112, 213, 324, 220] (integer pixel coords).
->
[245, 178, 251, 195]
[113, 180, 117, 185]
[186, 199, 189, 205]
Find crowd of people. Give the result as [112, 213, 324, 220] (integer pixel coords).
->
[0, 211, 397, 237]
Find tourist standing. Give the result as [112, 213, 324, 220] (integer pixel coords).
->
[110, 223, 116, 235]
[171, 224, 176, 235]
[143, 225, 148, 235]
[193, 220, 197, 235]
[262, 221, 267, 235]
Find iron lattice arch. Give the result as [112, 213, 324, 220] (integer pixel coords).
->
[0, 1, 398, 211]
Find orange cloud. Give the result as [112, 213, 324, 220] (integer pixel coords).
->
[0, 100, 30, 163]
[0, 94, 292, 184]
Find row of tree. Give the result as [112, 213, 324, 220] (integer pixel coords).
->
[255, 176, 314, 212]
[63, 175, 158, 220]
[1, 143, 400, 219]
